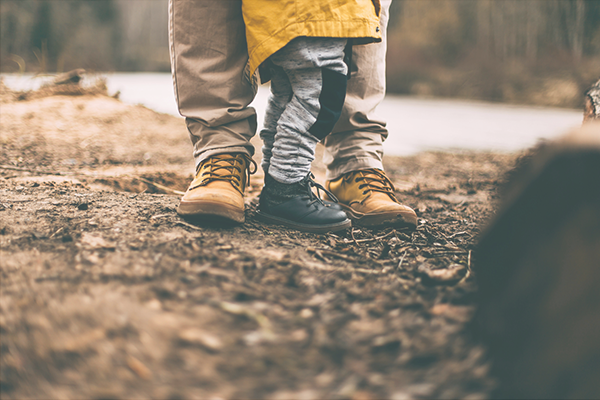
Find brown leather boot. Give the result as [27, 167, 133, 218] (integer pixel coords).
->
[177, 153, 256, 223]
[326, 169, 417, 229]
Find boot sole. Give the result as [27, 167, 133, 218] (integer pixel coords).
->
[341, 205, 417, 229]
[256, 211, 351, 234]
[177, 200, 245, 223]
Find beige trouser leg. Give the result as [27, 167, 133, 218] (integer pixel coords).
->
[169, 0, 257, 170]
[323, 0, 391, 180]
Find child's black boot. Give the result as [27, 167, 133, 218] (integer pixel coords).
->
[258, 173, 351, 233]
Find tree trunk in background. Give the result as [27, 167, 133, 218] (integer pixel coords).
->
[476, 0, 491, 55]
[565, 0, 585, 62]
[115, 0, 169, 71]
[525, 1, 539, 63]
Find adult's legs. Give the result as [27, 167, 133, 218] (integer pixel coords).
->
[323, 0, 417, 229]
[169, 0, 257, 170]
[171, 0, 258, 222]
[323, 0, 391, 180]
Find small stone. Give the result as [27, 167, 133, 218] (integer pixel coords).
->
[242, 330, 277, 346]
[352, 391, 376, 400]
[418, 263, 465, 284]
[80, 233, 114, 249]
[406, 383, 435, 397]
[367, 373, 385, 386]
[315, 371, 335, 387]
[179, 328, 223, 351]
[430, 304, 473, 322]
[300, 308, 314, 319]
[145, 299, 162, 310]
[290, 329, 308, 342]
[390, 392, 413, 400]
[77, 203, 88, 210]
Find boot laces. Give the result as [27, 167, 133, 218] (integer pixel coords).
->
[346, 169, 398, 202]
[306, 173, 339, 206]
[193, 153, 257, 194]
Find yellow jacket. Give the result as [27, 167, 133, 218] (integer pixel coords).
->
[242, 0, 382, 78]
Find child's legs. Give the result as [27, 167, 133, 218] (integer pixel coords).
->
[267, 37, 348, 184]
[260, 65, 292, 175]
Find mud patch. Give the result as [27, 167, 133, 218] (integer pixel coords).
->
[90, 171, 191, 194]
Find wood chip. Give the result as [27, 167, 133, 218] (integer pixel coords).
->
[127, 355, 152, 380]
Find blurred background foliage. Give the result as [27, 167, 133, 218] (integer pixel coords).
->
[1, 0, 599, 107]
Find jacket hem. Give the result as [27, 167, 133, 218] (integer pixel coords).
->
[247, 19, 382, 77]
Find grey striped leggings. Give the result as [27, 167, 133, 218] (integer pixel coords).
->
[260, 37, 348, 183]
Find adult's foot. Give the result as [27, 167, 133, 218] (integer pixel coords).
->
[326, 169, 417, 229]
[177, 153, 256, 223]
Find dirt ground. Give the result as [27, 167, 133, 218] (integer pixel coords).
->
[1, 79, 518, 399]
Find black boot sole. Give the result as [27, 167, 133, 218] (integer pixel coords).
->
[256, 211, 351, 233]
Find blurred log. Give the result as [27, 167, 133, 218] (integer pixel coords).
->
[53, 69, 86, 86]
[475, 122, 600, 399]
[584, 79, 600, 123]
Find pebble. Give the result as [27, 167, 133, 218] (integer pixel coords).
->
[178, 328, 223, 352]
[300, 308, 314, 319]
[418, 263, 465, 283]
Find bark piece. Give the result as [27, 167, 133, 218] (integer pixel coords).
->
[584, 79, 600, 123]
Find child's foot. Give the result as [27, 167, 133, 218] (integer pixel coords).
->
[258, 173, 351, 233]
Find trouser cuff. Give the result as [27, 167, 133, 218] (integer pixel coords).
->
[325, 156, 384, 181]
[194, 145, 254, 171]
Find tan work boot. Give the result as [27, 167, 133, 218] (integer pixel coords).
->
[177, 153, 256, 223]
[326, 169, 417, 229]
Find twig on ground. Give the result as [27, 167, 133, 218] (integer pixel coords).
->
[397, 250, 408, 270]
[132, 176, 185, 195]
[1, 166, 185, 196]
[468, 249, 472, 271]
[446, 231, 469, 239]
[458, 250, 473, 285]
[49, 227, 65, 239]
[350, 228, 359, 246]
[353, 230, 397, 243]
[176, 221, 204, 231]
[307, 247, 352, 261]
[0, 165, 62, 175]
